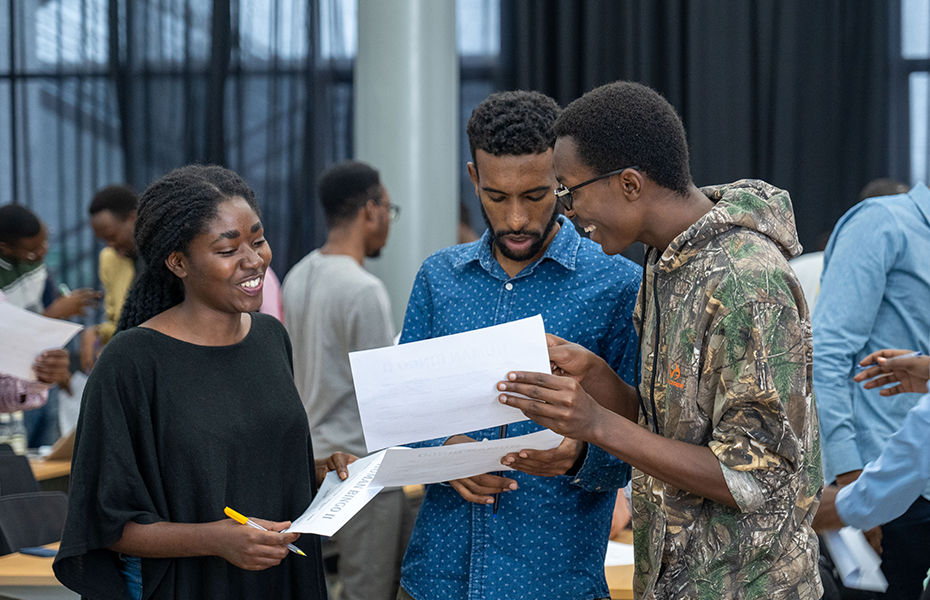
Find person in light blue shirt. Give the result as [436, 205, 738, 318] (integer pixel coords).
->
[815, 351, 930, 532]
[813, 182, 930, 599]
[397, 91, 641, 600]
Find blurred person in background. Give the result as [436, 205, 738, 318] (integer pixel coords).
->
[82, 185, 139, 372]
[1, 204, 99, 446]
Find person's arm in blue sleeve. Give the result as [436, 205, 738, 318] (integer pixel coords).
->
[813, 203, 902, 483]
[832, 392, 930, 531]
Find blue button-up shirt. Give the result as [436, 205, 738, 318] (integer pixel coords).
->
[837, 390, 930, 531]
[814, 183, 930, 500]
[399, 216, 642, 600]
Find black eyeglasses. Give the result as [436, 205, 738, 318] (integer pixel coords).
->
[371, 197, 401, 221]
[554, 166, 639, 212]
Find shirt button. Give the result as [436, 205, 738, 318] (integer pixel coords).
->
[505, 282, 514, 291]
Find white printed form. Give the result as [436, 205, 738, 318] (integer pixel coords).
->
[370, 428, 563, 487]
[285, 451, 386, 537]
[285, 429, 563, 536]
[0, 302, 83, 380]
[350, 314, 551, 452]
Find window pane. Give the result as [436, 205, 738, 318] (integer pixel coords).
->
[911, 72, 929, 184]
[35, 0, 109, 68]
[902, 0, 930, 59]
[319, 0, 357, 59]
[0, 0, 9, 72]
[131, 0, 211, 67]
[457, 0, 500, 56]
[238, 0, 309, 64]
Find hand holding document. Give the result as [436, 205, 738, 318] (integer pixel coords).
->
[286, 452, 385, 537]
[822, 527, 888, 592]
[0, 302, 83, 380]
[350, 315, 551, 451]
[371, 428, 563, 487]
[286, 429, 563, 536]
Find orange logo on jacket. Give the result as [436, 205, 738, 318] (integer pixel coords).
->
[668, 362, 684, 388]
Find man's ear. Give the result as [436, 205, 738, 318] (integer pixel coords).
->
[467, 162, 480, 197]
[0, 242, 10, 256]
[165, 251, 188, 279]
[362, 199, 380, 225]
[619, 168, 644, 202]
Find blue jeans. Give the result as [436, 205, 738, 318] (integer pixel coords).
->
[118, 554, 142, 600]
[880, 496, 930, 599]
[23, 386, 60, 448]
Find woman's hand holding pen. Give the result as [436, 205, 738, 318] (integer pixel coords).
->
[854, 349, 930, 395]
[212, 517, 299, 571]
[315, 452, 358, 485]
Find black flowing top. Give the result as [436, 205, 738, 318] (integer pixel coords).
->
[54, 313, 327, 600]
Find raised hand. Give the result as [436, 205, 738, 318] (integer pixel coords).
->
[44, 288, 102, 319]
[497, 371, 603, 442]
[854, 349, 930, 396]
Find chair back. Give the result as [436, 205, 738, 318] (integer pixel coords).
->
[0, 491, 68, 555]
[0, 453, 40, 496]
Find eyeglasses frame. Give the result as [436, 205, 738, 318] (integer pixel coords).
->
[369, 195, 401, 222]
[554, 166, 640, 212]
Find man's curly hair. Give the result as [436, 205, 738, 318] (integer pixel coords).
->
[467, 91, 561, 164]
[554, 81, 692, 196]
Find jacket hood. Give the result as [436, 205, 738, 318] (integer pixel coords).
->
[655, 179, 802, 273]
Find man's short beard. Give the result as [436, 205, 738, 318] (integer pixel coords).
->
[479, 202, 559, 262]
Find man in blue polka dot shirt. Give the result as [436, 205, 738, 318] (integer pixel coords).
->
[396, 91, 642, 600]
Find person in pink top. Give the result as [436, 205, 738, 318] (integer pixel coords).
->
[0, 290, 71, 413]
[258, 266, 284, 322]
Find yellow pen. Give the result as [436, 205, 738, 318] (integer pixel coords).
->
[224, 506, 306, 557]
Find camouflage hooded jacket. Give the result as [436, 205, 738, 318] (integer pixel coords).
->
[631, 180, 823, 600]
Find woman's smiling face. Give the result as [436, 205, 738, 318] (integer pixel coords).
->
[173, 197, 271, 315]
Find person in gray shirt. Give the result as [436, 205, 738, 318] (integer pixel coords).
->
[282, 160, 409, 600]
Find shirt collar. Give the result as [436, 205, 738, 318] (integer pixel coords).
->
[452, 214, 581, 278]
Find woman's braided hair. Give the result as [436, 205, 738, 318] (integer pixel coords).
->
[117, 164, 260, 331]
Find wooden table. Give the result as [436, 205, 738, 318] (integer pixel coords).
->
[0, 544, 78, 599]
[605, 529, 634, 599]
[27, 459, 71, 483]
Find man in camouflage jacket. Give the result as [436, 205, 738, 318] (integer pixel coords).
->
[499, 81, 822, 600]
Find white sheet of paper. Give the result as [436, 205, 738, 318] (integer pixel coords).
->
[604, 541, 635, 566]
[0, 302, 83, 380]
[286, 430, 564, 536]
[371, 428, 564, 487]
[285, 451, 385, 537]
[350, 314, 551, 451]
[822, 527, 888, 592]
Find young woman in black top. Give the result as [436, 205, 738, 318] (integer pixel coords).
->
[55, 165, 351, 600]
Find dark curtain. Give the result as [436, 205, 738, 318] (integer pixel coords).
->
[107, 0, 348, 274]
[500, 0, 890, 252]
